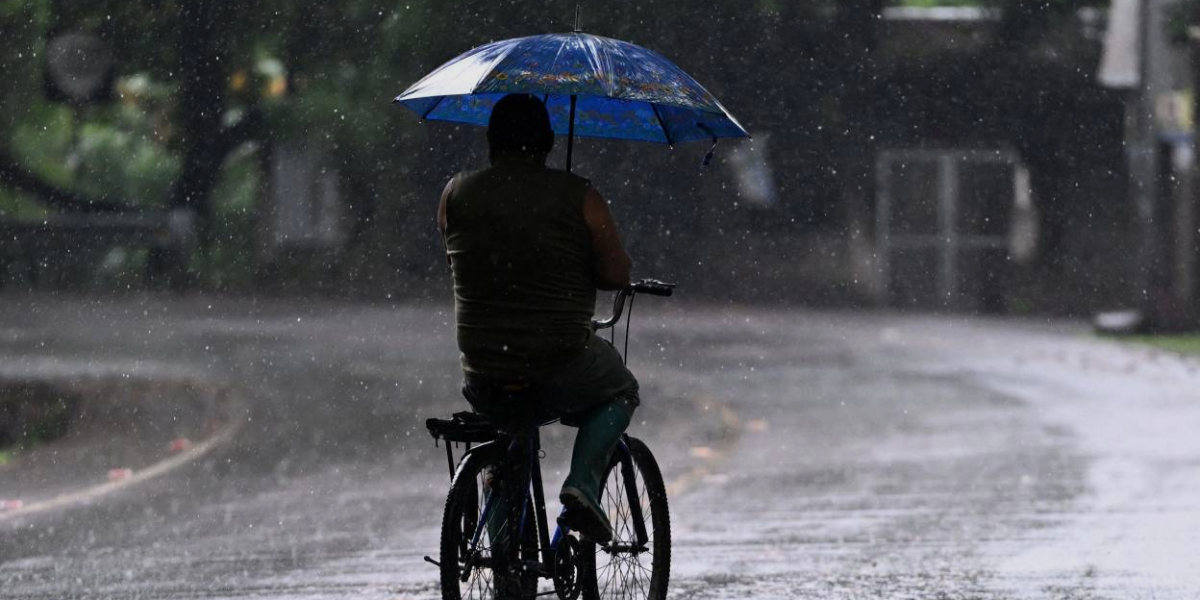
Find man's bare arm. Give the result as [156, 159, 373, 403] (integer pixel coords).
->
[583, 186, 632, 290]
[437, 178, 452, 266]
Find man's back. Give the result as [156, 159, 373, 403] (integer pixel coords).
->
[444, 161, 597, 378]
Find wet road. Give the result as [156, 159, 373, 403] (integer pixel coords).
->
[1, 295, 1198, 599]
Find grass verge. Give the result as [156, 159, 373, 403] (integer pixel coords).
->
[1124, 334, 1200, 356]
[1, 382, 79, 453]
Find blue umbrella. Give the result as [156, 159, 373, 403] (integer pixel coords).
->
[394, 29, 748, 170]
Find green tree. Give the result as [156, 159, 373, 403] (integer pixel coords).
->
[0, 0, 446, 288]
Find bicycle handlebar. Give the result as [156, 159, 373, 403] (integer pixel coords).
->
[633, 279, 674, 297]
[593, 278, 676, 330]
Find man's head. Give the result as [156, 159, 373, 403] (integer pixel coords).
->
[487, 94, 554, 163]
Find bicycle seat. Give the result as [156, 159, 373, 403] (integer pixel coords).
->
[426, 411, 499, 443]
[426, 409, 559, 443]
[460, 378, 563, 430]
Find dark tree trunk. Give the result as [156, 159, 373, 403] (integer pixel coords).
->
[829, 0, 887, 299]
[174, 1, 229, 231]
[152, 1, 260, 289]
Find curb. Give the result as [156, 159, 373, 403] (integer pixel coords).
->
[0, 394, 244, 523]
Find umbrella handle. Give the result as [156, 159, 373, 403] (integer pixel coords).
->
[697, 123, 718, 166]
[566, 95, 578, 172]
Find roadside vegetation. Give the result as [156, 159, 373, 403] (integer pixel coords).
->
[1127, 335, 1200, 357]
[0, 383, 77, 452]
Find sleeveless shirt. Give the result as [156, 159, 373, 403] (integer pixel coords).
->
[444, 161, 597, 377]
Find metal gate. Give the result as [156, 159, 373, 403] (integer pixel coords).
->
[875, 148, 1029, 310]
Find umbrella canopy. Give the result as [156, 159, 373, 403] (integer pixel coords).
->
[394, 32, 748, 149]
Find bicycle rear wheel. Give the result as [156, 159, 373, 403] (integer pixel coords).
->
[440, 449, 536, 600]
[579, 436, 671, 600]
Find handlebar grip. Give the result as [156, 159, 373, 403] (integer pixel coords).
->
[632, 279, 675, 297]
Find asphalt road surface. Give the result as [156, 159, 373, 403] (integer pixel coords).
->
[1, 295, 1198, 599]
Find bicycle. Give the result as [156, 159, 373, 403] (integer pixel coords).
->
[425, 279, 675, 600]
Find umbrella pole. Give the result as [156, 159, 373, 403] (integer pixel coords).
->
[566, 94, 577, 172]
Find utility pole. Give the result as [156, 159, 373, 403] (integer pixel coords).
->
[1131, 0, 1163, 322]
[1186, 0, 1200, 320]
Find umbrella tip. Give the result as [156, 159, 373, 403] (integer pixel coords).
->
[573, 5, 582, 32]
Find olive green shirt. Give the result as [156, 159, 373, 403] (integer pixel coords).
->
[444, 161, 597, 377]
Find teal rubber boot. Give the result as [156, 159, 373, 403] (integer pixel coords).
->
[482, 466, 510, 546]
[559, 397, 635, 543]
[484, 465, 526, 599]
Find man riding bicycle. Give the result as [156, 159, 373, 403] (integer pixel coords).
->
[436, 93, 638, 544]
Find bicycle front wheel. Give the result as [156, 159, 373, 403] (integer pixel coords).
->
[580, 435, 671, 600]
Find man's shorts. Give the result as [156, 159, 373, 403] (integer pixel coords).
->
[462, 333, 639, 426]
